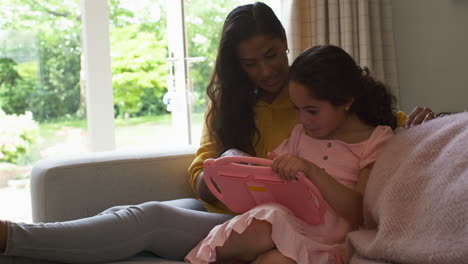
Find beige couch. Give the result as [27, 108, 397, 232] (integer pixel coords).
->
[29, 113, 468, 264]
[30, 146, 199, 264]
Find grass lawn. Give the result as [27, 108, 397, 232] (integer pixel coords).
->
[19, 112, 204, 166]
[38, 113, 174, 141]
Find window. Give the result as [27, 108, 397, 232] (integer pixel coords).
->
[0, 0, 281, 222]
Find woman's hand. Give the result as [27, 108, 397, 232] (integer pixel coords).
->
[270, 153, 322, 182]
[197, 149, 250, 202]
[195, 171, 219, 203]
[405, 107, 438, 128]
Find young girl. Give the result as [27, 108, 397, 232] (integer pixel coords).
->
[185, 45, 397, 264]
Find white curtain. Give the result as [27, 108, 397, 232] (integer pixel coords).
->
[279, 0, 302, 61]
[280, 0, 400, 99]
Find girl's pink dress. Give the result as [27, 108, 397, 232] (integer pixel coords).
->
[185, 124, 393, 264]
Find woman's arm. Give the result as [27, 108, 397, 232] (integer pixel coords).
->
[271, 154, 370, 229]
[188, 115, 219, 202]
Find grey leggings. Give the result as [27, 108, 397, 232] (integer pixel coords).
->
[1, 198, 233, 263]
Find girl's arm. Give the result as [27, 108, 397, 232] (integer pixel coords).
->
[307, 165, 370, 229]
[271, 154, 370, 229]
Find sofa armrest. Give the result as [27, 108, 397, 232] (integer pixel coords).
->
[30, 146, 197, 223]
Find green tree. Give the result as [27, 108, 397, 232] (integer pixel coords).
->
[110, 24, 168, 117]
[28, 28, 82, 121]
[0, 0, 266, 121]
[0, 0, 152, 120]
[107, 0, 169, 117]
[0, 57, 23, 113]
[0, 0, 82, 120]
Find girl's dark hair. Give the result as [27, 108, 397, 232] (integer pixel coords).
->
[206, 2, 286, 156]
[289, 45, 397, 129]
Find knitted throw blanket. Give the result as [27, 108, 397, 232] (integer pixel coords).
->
[346, 113, 468, 264]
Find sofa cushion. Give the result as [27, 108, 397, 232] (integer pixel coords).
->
[31, 146, 197, 222]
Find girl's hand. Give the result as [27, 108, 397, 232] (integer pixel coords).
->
[267, 151, 277, 160]
[271, 153, 322, 182]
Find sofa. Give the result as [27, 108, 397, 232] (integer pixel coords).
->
[31, 146, 199, 264]
[30, 113, 468, 264]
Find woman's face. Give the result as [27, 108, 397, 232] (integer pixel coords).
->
[237, 35, 289, 97]
[289, 81, 349, 139]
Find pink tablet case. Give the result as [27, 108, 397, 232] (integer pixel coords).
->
[203, 156, 326, 225]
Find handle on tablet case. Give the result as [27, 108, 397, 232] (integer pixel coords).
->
[203, 156, 273, 202]
[203, 159, 225, 201]
[212, 156, 273, 167]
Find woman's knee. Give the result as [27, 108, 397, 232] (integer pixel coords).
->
[133, 201, 200, 226]
[128, 201, 168, 219]
[98, 205, 130, 215]
[161, 198, 206, 211]
[98, 198, 205, 216]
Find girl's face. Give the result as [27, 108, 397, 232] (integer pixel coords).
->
[289, 81, 349, 139]
[237, 35, 289, 98]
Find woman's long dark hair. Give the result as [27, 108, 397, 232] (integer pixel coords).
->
[289, 45, 397, 129]
[206, 2, 286, 156]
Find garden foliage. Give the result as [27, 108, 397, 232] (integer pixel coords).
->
[0, 109, 39, 163]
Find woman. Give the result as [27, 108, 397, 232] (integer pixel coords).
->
[189, 1, 297, 214]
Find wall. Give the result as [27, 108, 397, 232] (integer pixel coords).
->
[393, 0, 468, 114]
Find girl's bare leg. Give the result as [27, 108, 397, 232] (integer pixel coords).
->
[215, 219, 275, 262]
[252, 249, 296, 264]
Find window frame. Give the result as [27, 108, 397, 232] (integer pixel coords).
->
[81, 0, 193, 152]
[81, 0, 282, 152]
